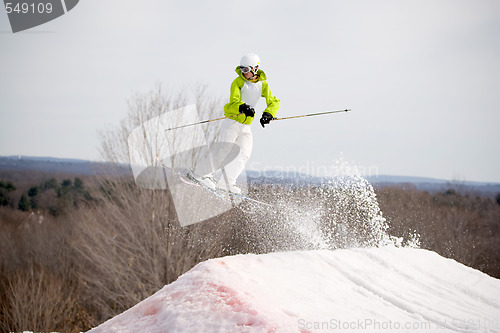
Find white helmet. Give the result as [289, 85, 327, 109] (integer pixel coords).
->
[240, 53, 260, 75]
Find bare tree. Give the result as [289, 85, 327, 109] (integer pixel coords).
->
[72, 83, 234, 322]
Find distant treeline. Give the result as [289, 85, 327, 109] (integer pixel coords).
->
[0, 156, 130, 176]
[1, 176, 93, 216]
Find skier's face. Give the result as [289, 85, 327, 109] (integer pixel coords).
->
[243, 71, 254, 79]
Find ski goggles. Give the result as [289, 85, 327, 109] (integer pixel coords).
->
[240, 65, 259, 74]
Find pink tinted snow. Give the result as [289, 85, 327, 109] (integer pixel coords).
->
[87, 248, 500, 333]
[88, 256, 285, 333]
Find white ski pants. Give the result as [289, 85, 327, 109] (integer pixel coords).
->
[194, 118, 253, 185]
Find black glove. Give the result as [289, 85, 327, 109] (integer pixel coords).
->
[239, 103, 255, 117]
[260, 112, 274, 128]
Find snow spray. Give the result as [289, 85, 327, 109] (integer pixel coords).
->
[244, 156, 420, 252]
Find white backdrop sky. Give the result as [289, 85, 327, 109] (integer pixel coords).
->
[1, 0, 499, 182]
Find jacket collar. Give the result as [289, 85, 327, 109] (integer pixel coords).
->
[235, 66, 267, 82]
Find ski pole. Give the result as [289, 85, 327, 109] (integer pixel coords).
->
[165, 109, 351, 131]
[271, 109, 351, 122]
[165, 113, 241, 131]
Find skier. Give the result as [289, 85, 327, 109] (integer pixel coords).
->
[189, 53, 280, 194]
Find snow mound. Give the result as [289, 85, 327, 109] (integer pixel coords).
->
[88, 248, 500, 333]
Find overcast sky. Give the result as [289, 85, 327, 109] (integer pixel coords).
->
[1, 0, 499, 182]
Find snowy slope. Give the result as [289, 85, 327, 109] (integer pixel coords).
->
[87, 248, 500, 333]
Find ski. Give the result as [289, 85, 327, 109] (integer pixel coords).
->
[155, 156, 225, 199]
[182, 172, 227, 199]
[155, 156, 271, 207]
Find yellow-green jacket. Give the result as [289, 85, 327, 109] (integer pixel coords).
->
[224, 67, 280, 125]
